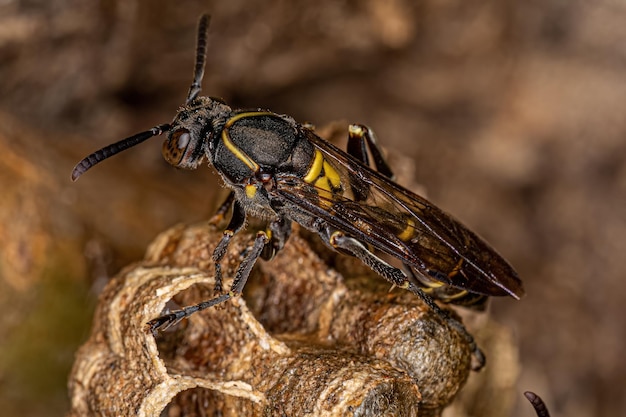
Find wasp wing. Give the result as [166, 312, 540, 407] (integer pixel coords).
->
[274, 131, 523, 299]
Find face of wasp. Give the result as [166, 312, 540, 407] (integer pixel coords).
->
[162, 97, 231, 170]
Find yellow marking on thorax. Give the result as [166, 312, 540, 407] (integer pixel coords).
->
[245, 184, 257, 199]
[221, 112, 275, 172]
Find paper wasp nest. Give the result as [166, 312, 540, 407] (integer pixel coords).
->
[68, 222, 476, 416]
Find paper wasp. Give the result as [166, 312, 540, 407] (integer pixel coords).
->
[72, 14, 523, 370]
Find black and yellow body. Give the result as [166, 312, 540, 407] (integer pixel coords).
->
[72, 14, 523, 370]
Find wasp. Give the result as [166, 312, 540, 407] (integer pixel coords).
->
[72, 14, 523, 370]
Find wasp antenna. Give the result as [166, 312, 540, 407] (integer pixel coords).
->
[186, 14, 211, 104]
[524, 391, 551, 417]
[71, 123, 171, 181]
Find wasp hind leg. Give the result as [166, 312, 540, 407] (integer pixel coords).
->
[347, 124, 395, 180]
[344, 124, 485, 368]
[349, 125, 490, 311]
[148, 230, 269, 333]
[326, 229, 486, 370]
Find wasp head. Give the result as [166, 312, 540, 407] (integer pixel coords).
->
[162, 96, 231, 170]
[71, 14, 226, 181]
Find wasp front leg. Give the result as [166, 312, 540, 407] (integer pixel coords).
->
[325, 228, 485, 370]
[213, 200, 246, 294]
[148, 230, 269, 333]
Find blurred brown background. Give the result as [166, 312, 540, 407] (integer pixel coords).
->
[1, 0, 624, 416]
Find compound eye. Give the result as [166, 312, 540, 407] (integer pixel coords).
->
[176, 130, 190, 149]
[163, 129, 191, 166]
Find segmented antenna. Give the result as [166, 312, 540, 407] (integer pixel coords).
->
[71, 123, 171, 181]
[186, 14, 211, 103]
[524, 391, 551, 417]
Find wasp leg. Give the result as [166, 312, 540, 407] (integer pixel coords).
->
[148, 231, 269, 333]
[213, 200, 246, 294]
[524, 392, 551, 417]
[209, 191, 235, 225]
[229, 231, 269, 293]
[346, 126, 486, 367]
[348, 125, 491, 311]
[346, 124, 395, 202]
[327, 229, 485, 370]
[261, 216, 292, 261]
[347, 124, 395, 180]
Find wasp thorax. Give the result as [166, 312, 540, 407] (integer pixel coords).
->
[162, 128, 204, 169]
